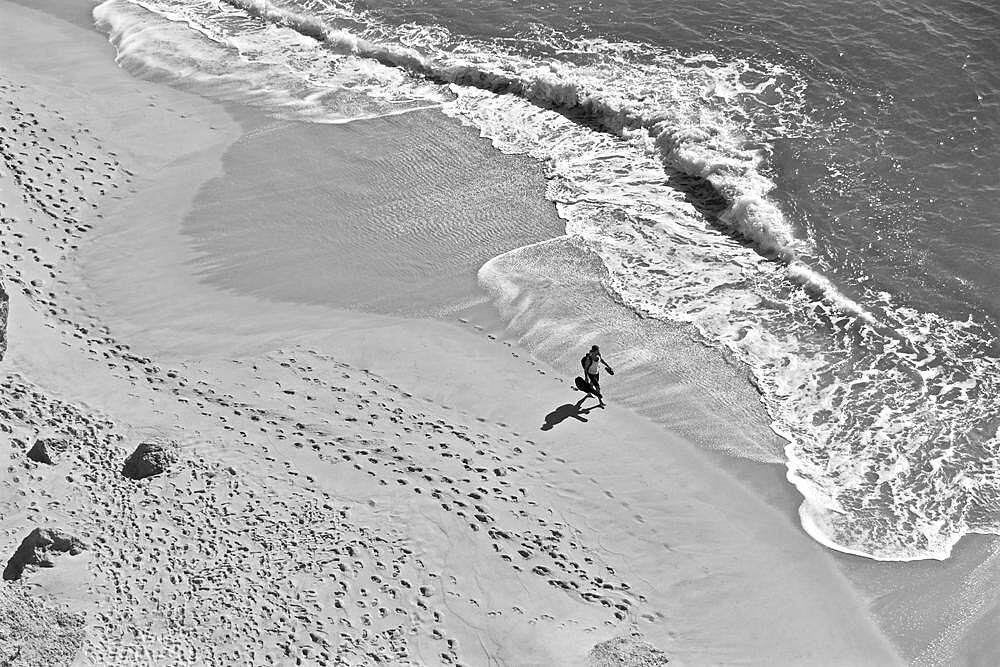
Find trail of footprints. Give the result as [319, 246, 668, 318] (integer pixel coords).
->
[35, 291, 656, 631]
[67, 324, 650, 626]
[242, 349, 647, 623]
[114, 345, 652, 628]
[5, 303, 662, 645]
[0, 75, 132, 296]
[2, 374, 462, 664]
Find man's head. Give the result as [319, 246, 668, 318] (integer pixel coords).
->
[590, 345, 600, 354]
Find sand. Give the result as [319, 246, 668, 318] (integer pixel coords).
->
[1, 0, 975, 664]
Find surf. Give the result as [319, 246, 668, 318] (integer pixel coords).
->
[222, 0, 870, 324]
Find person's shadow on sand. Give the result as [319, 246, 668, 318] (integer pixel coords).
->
[541, 398, 598, 431]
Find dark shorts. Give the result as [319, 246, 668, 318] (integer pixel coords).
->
[586, 373, 602, 398]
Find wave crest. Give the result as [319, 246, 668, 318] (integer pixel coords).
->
[218, 0, 868, 319]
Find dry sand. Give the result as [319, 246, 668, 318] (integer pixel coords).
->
[0, 0, 948, 664]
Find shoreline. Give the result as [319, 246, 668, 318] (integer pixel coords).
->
[4, 0, 991, 663]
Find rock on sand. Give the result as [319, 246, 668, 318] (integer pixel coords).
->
[121, 439, 179, 480]
[3, 528, 87, 581]
[27, 437, 70, 465]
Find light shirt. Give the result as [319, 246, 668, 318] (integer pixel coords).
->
[587, 355, 601, 375]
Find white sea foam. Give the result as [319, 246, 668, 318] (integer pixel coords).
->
[95, 0, 1000, 561]
[214, 0, 870, 325]
[93, 0, 445, 122]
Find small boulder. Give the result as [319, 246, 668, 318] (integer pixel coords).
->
[26, 436, 70, 465]
[3, 528, 87, 581]
[121, 439, 178, 480]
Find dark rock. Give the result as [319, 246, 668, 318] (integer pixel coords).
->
[3, 528, 87, 581]
[121, 439, 178, 480]
[26, 437, 69, 465]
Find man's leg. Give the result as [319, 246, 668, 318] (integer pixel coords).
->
[587, 374, 602, 399]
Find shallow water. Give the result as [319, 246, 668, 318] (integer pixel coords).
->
[91, 0, 999, 561]
[183, 109, 565, 315]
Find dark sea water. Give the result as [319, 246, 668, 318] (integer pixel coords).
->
[92, 0, 999, 561]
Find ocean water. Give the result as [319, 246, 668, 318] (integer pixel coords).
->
[91, 0, 999, 561]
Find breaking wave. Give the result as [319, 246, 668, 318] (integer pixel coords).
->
[222, 0, 868, 322]
[94, 0, 444, 122]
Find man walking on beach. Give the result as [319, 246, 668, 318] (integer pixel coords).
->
[581, 345, 614, 407]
